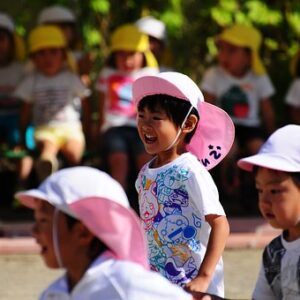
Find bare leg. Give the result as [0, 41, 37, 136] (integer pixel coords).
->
[61, 139, 85, 165]
[35, 139, 59, 182]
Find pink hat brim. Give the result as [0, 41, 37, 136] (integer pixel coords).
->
[70, 197, 149, 269]
[188, 102, 235, 170]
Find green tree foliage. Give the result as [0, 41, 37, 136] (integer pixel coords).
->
[2, 0, 300, 123]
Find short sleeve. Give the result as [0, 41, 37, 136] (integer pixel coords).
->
[13, 75, 35, 102]
[95, 67, 111, 93]
[71, 74, 91, 98]
[257, 75, 275, 101]
[188, 165, 225, 216]
[252, 262, 275, 300]
[285, 79, 300, 107]
[200, 66, 218, 95]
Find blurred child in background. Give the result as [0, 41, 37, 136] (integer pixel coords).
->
[14, 25, 91, 183]
[135, 15, 173, 71]
[0, 12, 25, 148]
[134, 72, 234, 298]
[95, 24, 158, 207]
[0, 12, 33, 194]
[200, 24, 276, 210]
[37, 4, 93, 84]
[238, 125, 300, 299]
[15, 166, 193, 300]
[285, 50, 300, 124]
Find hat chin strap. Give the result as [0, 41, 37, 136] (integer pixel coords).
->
[164, 105, 193, 151]
[53, 208, 64, 268]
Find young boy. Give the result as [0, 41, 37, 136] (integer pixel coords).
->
[15, 166, 194, 300]
[133, 72, 235, 297]
[238, 124, 300, 299]
[14, 25, 91, 183]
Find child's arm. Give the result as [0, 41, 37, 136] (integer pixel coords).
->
[81, 97, 92, 147]
[288, 105, 300, 125]
[98, 91, 106, 132]
[185, 214, 229, 293]
[260, 97, 275, 134]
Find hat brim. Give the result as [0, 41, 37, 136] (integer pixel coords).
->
[16, 189, 48, 209]
[15, 189, 77, 217]
[238, 153, 300, 172]
[187, 102, 235, 170]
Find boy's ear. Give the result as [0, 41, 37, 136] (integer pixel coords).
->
[75, 223, 95, 245]
[182, 114, 198, 133]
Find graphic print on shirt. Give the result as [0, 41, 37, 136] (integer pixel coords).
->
[220, 85, 249, 118]
[107, 74, 135, 117]
[262, 236, 300, 298]
[33, 87, 70, 125]
[139, 165, 202, 286]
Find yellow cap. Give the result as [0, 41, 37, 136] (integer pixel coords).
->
[110, 24, 158, 68]
[28, 25, 77, 73]
[217, 24, 266, 75]
[28, 25, 66, 53]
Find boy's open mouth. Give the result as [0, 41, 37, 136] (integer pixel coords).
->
[144, 134, 157, 144]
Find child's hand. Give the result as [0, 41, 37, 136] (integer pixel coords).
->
[184, 276, 211, 293]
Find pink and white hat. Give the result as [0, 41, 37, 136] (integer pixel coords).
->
[238, 124, 300, 172]
[15, 167, 149, 269]
[133, 72, 235, 170]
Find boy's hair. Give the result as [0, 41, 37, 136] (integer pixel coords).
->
[65, 214, 108, 260]
[138, 94, 199, 144]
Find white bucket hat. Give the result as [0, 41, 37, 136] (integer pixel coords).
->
[133, 72, 235, 170]
[38, 5, 76, 24]
[135, 16, 167, 42]
[15, 166, 149, 269]
[238, 124, 300, 172]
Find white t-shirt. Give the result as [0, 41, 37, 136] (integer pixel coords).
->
[200, 66, 275, 127]
[135, 152, 225, 297]
[14, 69, 90, 127]
[285, 79, 300, 107]
[95, 66, 158, 131]
[252, 233, 300, 299]
[0, 61, 25, 115]
[39, 255, 192, 300]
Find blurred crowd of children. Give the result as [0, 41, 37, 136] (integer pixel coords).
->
[0, 5, 299, 216]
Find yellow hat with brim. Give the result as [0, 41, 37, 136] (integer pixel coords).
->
[29, 25, 66, 53]
[110, 24, 158, 68]
[217, 24, 266, 75]
[28, 25, 77, 73]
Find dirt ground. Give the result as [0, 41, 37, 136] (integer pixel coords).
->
[0, 249, 262, 300]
